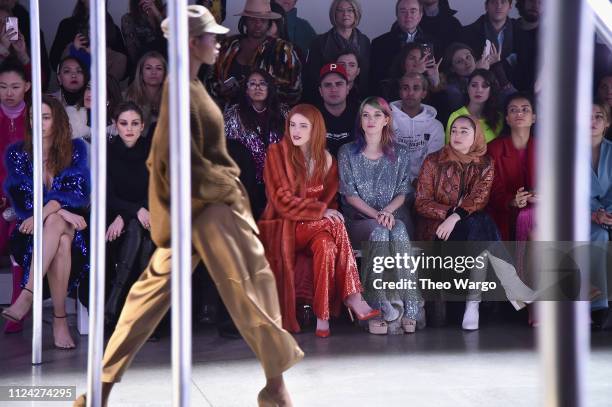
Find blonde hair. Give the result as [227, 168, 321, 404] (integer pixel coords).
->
[329, 0, 362, 28]
[125, 51, 167, 126]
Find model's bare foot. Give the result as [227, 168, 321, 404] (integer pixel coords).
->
[53, 316, 75, 349]
[2, 289, 33, 321]
[259, 375, 293, 406]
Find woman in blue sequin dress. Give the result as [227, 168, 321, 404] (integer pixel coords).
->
[1, 95, 90, 349]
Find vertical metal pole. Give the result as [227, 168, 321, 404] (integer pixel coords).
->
[86, 0, 107, 405]
[28, 0, 43, 366]
[167, 2, 192, 406]
[536, 1, 593, 407]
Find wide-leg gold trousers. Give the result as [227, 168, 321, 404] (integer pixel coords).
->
[101, 202, 304, 382]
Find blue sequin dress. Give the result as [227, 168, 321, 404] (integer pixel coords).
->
[4, 139, 91, 291]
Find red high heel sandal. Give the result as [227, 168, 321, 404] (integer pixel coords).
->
[347, 306, 381, 322]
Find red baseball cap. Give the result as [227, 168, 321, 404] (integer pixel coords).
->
[319, 63, 348, 82]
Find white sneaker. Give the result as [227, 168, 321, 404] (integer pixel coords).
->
[462, 301, 480, 331]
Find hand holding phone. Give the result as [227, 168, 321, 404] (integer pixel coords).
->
[5, 17, 18, 42]
[483, 39, 492, 59]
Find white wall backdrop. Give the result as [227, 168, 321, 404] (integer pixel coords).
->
[32, 0, 519, 56]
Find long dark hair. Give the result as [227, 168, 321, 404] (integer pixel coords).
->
[389, 42, 424, 80]
[467, 69, 500, 131]
[238, 69, 284, 137]
[442, 42, 475, 78]
[26, 95, 73, 176]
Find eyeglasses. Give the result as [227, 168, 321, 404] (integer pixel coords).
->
[247, 81, 268, 89]
[508, 107, 532, 114]
[336, 7, 355, 14]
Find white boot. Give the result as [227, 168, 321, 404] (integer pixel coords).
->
[462, 301, 480, 330]
[486, 252, 537, 310]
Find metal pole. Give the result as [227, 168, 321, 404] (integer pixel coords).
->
[86, 0, 107, 405]
[28, 0, 43, 366]
[167, 2, 192, 406]
[536, 1, 593, 407]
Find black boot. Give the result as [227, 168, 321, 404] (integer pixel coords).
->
[105, 261, 132, 326]
[105, 219, 144, 327]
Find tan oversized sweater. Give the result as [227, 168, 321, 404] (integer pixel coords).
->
[147, 79, 242, 248]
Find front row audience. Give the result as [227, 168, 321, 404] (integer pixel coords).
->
[1, 95, 90, 348]
[0, 0, 610, 346]
[258, 104, 380, 336]
[104, 102, 155, 329]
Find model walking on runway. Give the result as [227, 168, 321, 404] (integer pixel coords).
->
[75, 5, 303, 406]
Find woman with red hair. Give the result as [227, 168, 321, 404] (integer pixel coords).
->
[259, 104, 379, 337]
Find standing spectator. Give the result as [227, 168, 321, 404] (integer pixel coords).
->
[50, 56, 88, 108]
[0, 0, 50, 90]
[316, 63, 359, 157]
[391, 72, 444, 185]
[1, 95, 90, 349]
[125, 51, 167, 133]
[49, 0, 127, 77]
[370, 0, 433, 95]
[211, 0, 302, 106]
[419, 0, 463, 60]
[338, 97, 419, 335]
[121, 0, 167, 81]
[304, 0, 370, 103]
[446, 69, 503, 143]
[461, 0, 519, 84]
[514, 0, 540, 91]
[273, 0, 316, 56]
[224, 68, 288, 218]
[105, 102, 155, 329]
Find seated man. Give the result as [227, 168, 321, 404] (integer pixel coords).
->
[391, 72, 444, 186]
[317, 63, 359, 157]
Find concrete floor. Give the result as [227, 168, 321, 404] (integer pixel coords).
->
[1, 311, 611, 407]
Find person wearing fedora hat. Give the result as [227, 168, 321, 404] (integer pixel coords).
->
[74, 5, 303, 407]
[210, 0, 302, 106]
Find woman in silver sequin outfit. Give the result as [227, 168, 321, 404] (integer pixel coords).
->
[224, 68, 288, 218]
[338, 96, 420, 335]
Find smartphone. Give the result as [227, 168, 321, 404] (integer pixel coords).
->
[483, 39, 492, 59]
[422, 43, 434, 61]
[5, 17, 18, 41]
[223, 76, 239, 88]
[78, 25, 89, 46]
